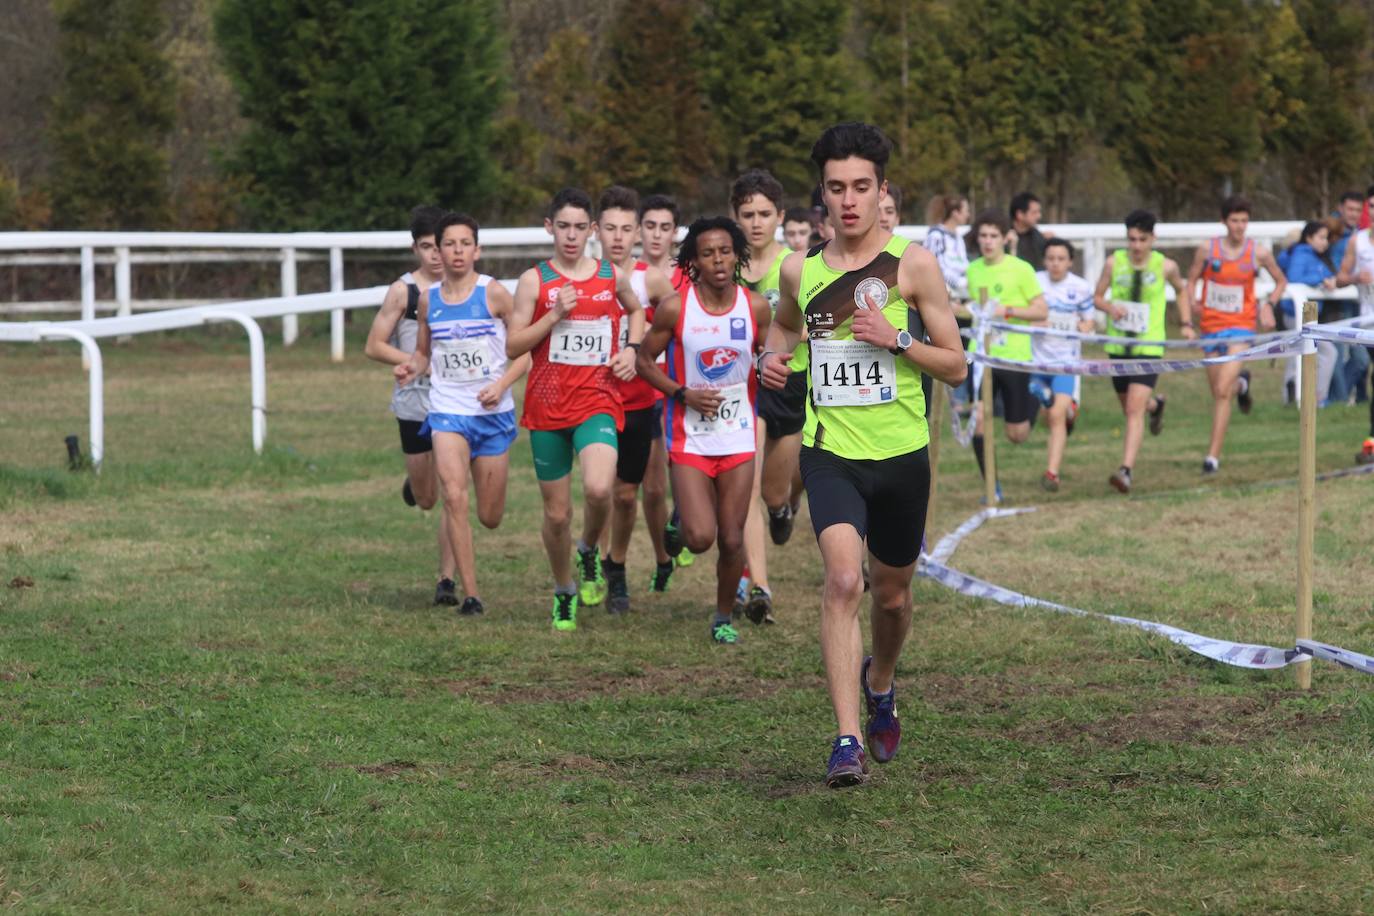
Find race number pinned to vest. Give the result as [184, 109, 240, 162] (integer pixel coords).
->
[1113, 300, 1150, 334]
[433, 337, 491, 382]
[685, 382, 750, 436]
[1048, 312, 1078, 334]
[550, 316, 612, 365]
[810, 339, 897, 407]
[1206, 284, 1244, 314]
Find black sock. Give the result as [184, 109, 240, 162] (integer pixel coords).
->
[973, 434, 986, 478]
[602, 557, 624, 573]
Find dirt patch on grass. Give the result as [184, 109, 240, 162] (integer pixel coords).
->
[441, 664, 824, 706]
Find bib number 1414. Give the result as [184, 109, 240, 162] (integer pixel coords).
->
[810, 339, 896, 407]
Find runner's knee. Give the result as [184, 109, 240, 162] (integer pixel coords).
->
[824, 565, 865, 609]
[716, 525, 745, 557]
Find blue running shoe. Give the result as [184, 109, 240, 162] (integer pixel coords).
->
[861, 656, 900, 763]
[825, 735, 869, 788]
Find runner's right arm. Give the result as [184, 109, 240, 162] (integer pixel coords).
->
[506, 268, 573, 359]
[365, 280, 412, 365]
[759, 251, 805, 391]
[392, 293, 430, 387]
[1091, 261, 1126, 321]
[635, 286, 721, 415]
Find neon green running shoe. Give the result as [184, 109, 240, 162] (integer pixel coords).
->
[552, 591, 578, 631]
[577, 545, 607, 607]
[711, 619, 741, 645]
[676, 549, 695, 569]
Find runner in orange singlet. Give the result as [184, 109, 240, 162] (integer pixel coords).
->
[1184, 195, 1286, 475]
[508, 188, 647, 631]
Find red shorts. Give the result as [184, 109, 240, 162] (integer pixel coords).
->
[670, 451, 754, 479]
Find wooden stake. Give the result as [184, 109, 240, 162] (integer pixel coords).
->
[1296, 298, 1317, 689]
[978, 287, 997, 507]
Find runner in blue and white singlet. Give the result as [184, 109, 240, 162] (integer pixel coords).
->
[395, 213, 530, 617]
[426, 274, 518, 440]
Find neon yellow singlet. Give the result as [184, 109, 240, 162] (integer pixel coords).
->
[748, 245, 808, 370]
[798, 236, 928, 460]
[1104, 249, 1167, 357]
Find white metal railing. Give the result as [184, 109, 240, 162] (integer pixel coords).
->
[0, 222, 1319, 328]
[0, 286, 389, 471]
[2, 278, 1352, 473]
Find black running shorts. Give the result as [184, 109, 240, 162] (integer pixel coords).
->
[757, 371, 807, 439]
[398, 418, 433, 455]
[981, 369, 1034, 425]
[1109, 354, 1159, 393]
[799, 445, 930, 568]
[616, 403, 662, 485]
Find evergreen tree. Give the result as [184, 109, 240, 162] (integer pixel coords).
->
[1105, 0, 1265, 218]
[855, 0, 966, 201]
[1266, 0, 1374, 214]
[215, 0, 506, 229]
[48, 0, 174, 229]
[598, 0, 716, 205]
[695, 0, 864, 201]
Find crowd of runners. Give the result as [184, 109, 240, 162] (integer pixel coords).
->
[366, 121, 1374, 788]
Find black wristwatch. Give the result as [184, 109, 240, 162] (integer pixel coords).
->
[672, 386, 686, 404]
[889, 329, 913, 355]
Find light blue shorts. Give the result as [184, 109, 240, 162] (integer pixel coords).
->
[1029, 373, 1081, 405]
[1202, 328, 1252, 358]
[421, 410, 518, 458]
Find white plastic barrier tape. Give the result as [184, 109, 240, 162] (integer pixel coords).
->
[979, 319, 1293, 350]
[918, 507, 1371, 674]
[973, 334, 1307, 376]
[1304, 324, 1374, 347]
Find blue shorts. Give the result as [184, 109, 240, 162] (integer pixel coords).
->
[422, 410, 518, 458]
[1029, 373, 1081, 405]
[1202, 328, 1252, 357]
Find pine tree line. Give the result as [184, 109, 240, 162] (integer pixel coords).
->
[2, 0, 1371, 230]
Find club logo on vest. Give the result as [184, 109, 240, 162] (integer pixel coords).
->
[695, 346, 743, 382]
[855, 277, 888, 309]
[730, 317, 747, 340]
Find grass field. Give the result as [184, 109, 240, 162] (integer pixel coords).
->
[4, 317, 1374, 913]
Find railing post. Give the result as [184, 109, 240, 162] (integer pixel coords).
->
[80, 246, 95, 368]
[36, 325, 104, 472]
[203, 309, 268, 454]
[115, 246, 132, 344]
[330, 246, 345, 363]
[1083, 238, 1106, 297]
[280, 247, 298, 346]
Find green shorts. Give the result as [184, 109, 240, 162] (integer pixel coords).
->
[529, 413, 619, 481]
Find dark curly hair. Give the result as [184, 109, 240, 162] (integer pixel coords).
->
[675, 217, 751, 284]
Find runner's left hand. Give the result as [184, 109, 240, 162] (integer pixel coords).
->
[610, 347, 637, 381]
[850, 292, 898, 349]
[1259, 301, 1276, 331]
[477, 383, 501, 410]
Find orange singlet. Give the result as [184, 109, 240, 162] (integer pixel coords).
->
[1199, 237, 1257, 334]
